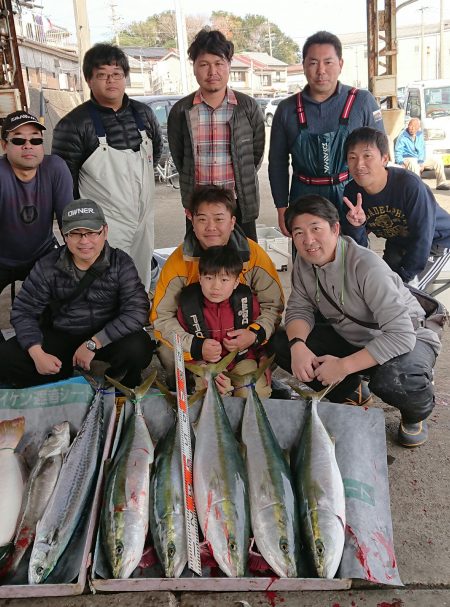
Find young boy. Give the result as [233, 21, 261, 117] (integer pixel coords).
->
[177, 244, 271, 398]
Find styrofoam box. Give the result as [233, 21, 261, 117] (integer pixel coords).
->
[256, 226, 290, 271]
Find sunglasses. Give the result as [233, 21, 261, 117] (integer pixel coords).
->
[7, 137, 44, 146]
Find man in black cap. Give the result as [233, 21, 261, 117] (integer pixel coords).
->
[0, 110, 73, 295]
[0, 199, 154, 388]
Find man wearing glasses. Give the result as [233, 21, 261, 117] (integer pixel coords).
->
[0, 199, 154, 388]
[0, 111, 73, 296]
[52, 43, 163, 292]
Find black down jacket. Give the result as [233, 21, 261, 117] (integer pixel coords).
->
[52, 95, 163, 198]
[11, 243, 150, 351]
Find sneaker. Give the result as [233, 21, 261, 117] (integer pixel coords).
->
[398, 420, 428, 447]
[436, 183, 450, 191]
[342, 381, 373, 406]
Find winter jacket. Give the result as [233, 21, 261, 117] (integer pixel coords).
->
[52, 95, 163, 198]
[11, 243, 150, 351]
[286, 235, 441, 364]
[394, 128, 426, 164]
[167, 90, 265, 223]
[150, 225, 284, 356]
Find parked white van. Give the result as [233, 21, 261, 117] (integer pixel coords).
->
[403, 80, 450, 166]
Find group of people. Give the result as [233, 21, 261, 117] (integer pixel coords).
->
[0, 28, 447, 448]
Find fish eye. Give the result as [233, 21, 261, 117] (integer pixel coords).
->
[279, 538, 289, 553]
[228, 539, 237, 552]
[35, 566, 44, 575]
[115, 542, 124, 556]
[167, 542, 176, 558]
[315, 539, 325, 557]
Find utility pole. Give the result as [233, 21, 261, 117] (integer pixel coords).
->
[419, 5, 429, 80]
[73, 0, 91, 101]
[439, 0, 445, 78]
[267, 21, 273, 57]
[109, 1, 120, 46]
[174, 0, 189, 94]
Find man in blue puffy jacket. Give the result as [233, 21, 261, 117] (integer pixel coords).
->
[0, 199, 154, 388]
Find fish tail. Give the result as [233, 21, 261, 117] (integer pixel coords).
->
[134, 369, 158, 400]
[0, 417, 25, 450]
[226, 354, 274, 386]
[105, 374, 135, 400]
[186, 350, 237, 378]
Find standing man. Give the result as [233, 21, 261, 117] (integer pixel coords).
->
[167, 29, 265, 242]
[52, 43, 163, 291]
[0, 199, 154, 388]
[269, 30, 385, 235]
[394, 118, 450, 190]
[342, 127, 450, 289]
[0, 110, 73, 295]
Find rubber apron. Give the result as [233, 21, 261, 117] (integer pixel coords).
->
[78, 104, 155, 291]
[289, 88, 358, 219]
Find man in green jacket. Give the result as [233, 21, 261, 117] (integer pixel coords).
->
[168, 28, 266, 242]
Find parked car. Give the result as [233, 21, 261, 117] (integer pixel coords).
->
[403, 80, 450, 166]
[264, 97, 287, 127]
[254, 97, 272, 113]
[130, 94, 182, 137]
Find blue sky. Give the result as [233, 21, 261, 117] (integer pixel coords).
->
[40, 0, 448, 47]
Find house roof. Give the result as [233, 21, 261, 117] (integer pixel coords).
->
[122, 47, 169, 60]
[237, 52, 287, 67]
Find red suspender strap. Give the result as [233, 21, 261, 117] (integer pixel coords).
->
[297, 172, 349, 186]
[339, 87, 358, 124]
[296, 92, 307, 129]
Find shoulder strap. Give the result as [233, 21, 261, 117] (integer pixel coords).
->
[48, 265, 103, 317]
[315, 272, 379, 330]
[229, 283, 254, 329]
[339, 87, 359, 125]
[179, 283, 208, 338]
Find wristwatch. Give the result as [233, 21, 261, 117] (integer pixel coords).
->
[85, 339, 97, 352]
[288, 336, 306, 348]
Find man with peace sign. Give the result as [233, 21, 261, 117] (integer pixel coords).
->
[341, 127, 450, 288]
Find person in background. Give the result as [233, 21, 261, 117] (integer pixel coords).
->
[0, 110, 73, 295]
[0, 199, 154, 388]
[168, 28, 265, 242]
[394, 117, 450, 191]
[269, 195, 440, 447]
[52, 43, 163, 291]
[342, 127, 450, 290]
[177, 244, 271, 397]
[269, 30, 385, 234]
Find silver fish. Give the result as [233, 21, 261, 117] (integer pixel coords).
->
[28, 388, 104, 584]
[101, 372, 155, 579]
[0, 417, 26, 548]
[188, 353, 250, 578]
[241, 375, 301, 577]
[7, 421, 70, 575]
[292, 385, 346, 578]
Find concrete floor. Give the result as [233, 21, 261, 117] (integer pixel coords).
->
[1, 133, 450, 605]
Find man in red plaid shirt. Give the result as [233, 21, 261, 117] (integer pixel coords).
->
[168, 28, 266, 242]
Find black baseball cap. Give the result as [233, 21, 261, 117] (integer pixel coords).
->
[1, 110, 46, 140]
[62, 199, 107, 234]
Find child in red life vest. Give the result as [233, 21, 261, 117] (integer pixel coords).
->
[177, 245, 271, 398]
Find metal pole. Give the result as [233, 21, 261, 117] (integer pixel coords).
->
[174, 0, 189, 95]
[73, 0, 91, 101]
[439, 0, 444, 78]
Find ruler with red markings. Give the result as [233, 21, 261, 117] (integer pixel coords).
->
[174, 333, 202, 576]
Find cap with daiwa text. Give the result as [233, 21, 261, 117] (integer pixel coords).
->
[61, 199, 107, 234]
[1, 110, 46, 140]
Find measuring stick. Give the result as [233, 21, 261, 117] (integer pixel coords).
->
[174, 333, 202, 576]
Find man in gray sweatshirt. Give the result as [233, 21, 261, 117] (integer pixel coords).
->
[269, 194, 441, 447]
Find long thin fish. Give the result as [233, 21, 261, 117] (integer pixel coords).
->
[7, 422, 70, 575]
[101, 372, 156, 579]
[28, 388, 104, 584]
[292, 385, 346, 579]
[188, 352, 250, 578]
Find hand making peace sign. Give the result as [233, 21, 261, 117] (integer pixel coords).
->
[343, 192, 367, 227]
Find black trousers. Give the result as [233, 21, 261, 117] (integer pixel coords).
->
[0, 264, 34, 298]
[0, 328, 155, 389]
[268, 324, 437, 424]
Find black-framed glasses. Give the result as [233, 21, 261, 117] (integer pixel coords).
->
[7, 137, 44, 146]
[66, 228, 104, 241]
[95, 72, 125, 81]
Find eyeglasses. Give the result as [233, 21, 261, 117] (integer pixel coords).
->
[66, 228, 104, 241]
[95, 72, 125, 81]
[7, 137, 44, 146]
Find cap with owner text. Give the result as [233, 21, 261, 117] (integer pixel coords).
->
[62, 199, 107, 234]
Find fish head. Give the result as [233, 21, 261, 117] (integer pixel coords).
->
[110, 537, 137, 579]
[311, 509, 345, 579]
[38, 421, 71, 458]
[159, 515, 187, 578]
[208, 521, 247, 577]
[28, 541, 54, 584]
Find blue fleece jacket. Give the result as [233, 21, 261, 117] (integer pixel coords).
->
[394, 128, 426, 164]
[342, 167, 450, 282]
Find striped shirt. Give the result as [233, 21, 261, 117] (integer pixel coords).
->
[193, 87, 237, 190]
